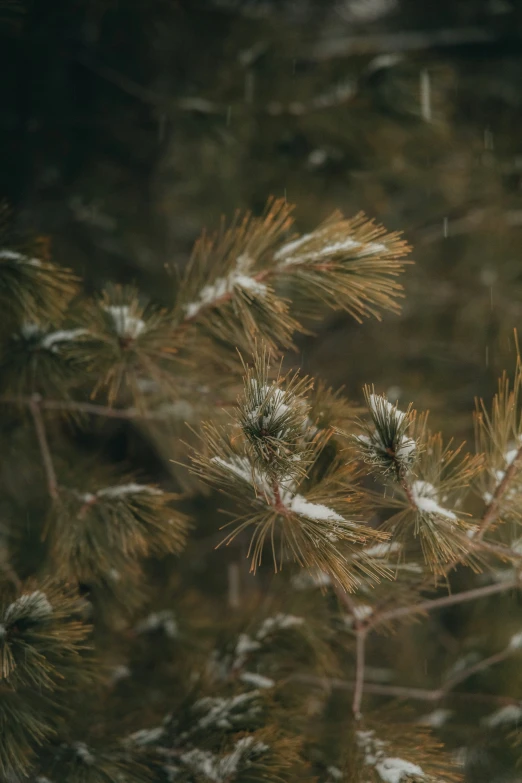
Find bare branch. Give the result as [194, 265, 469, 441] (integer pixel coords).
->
[292, 674, 517, 706]
[312, 27, 496, 61]
[369, 578, 520, 629]
[227, 562, 241, 609]
[1, 395, 235, 420]
[333, 581, 367, 718]
[29, 394, 58, 500]
[352, 630, 367, 719]
[440, 648, 513, 696]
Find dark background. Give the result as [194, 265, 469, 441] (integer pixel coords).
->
[2, 0, 522, 435]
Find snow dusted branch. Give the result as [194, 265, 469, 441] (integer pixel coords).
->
[406, 480, 457, 522]
[176, 202, 410, 344]
[476, 442, 522, 540]
[356, 729, 426, 783]
[355, 391, 416, 477]
[182, 255, 268, 321]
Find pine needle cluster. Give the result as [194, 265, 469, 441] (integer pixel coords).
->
[3, 197, 522, 782]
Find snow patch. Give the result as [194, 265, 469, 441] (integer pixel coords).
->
[289, 494, 345, 523]
[192, 692, 261, 731]
[418, 708, 452, 728]
[509, 631, 522, 650]
[369, 394, 406, 425]
[135, 610, 177, 638]
[40, 328, 88, 352]
[74, 742, 95, 765]
[104, 305, 146, 338]
[275, 235, 363, 267]
[181, 737, 268, 783]
[4, 591, 53, 624]
[357, 730, 426, 783]
[97, 483, 163, 499]
[184, 254, 267, 318]
[256, 613, 304, 640]
[111, 664, 131, 683]
[411, 480, 457, 522]
[127, 726, 165, 746]
[211, 456, 347, 525]
[483, 704, 522, 727]
[352, 604, 373, 621]
[235, 633, 261, 659]
[292, 568, 332, 590]
[240, 671, 275, 689]
[0, 248, 41, 266]
[375, 757, 425, 783]
[363, 542, 401, 558]
[20, 322, 41, 340]
[326, 767, 343, 781]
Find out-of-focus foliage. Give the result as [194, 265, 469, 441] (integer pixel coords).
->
[2, 1, 522, 781]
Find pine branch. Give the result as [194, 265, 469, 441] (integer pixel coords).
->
[476, 442, 522, 540]
[474, 356, 522, 541]
[28, 394, 58, 500]
[175, 201, 411, 355]
[353, 392, 481, 573]
[192, 353, 388, 590]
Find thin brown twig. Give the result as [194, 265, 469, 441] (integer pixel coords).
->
[0, 395, 236, 421]
[368, 577, 520, 629]
[292, 674, 517, 706]
[29, 394, 58, 499]
[332, 581, 367, 717]
[1, 395, 148, 419]
[440, 648, 513, 696]
[352, 629, 367, 718]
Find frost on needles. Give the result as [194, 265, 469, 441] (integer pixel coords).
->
[5, 196, 522, 782]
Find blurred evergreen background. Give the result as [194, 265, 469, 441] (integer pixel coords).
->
[2, 0, 522, 436]
[3, 5, 522, 779]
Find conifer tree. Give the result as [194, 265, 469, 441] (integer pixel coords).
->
[2, 198, 522, 783]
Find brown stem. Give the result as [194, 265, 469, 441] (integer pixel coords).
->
[29, 394, 58, 500]
[400, 472, 417, 509]
[292, 674, 516, 706]
[352, 630, 367, 718]
[270, 477, 292, 517]
[1, 395, 148, 419]
[369, 578, 520, 629]
[1, 395, 236, 421]
[440, 648, 512, 696]
[476, 444, 522, 540]
[227, 562, 241, 609]
[332, 581, 367, 717]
